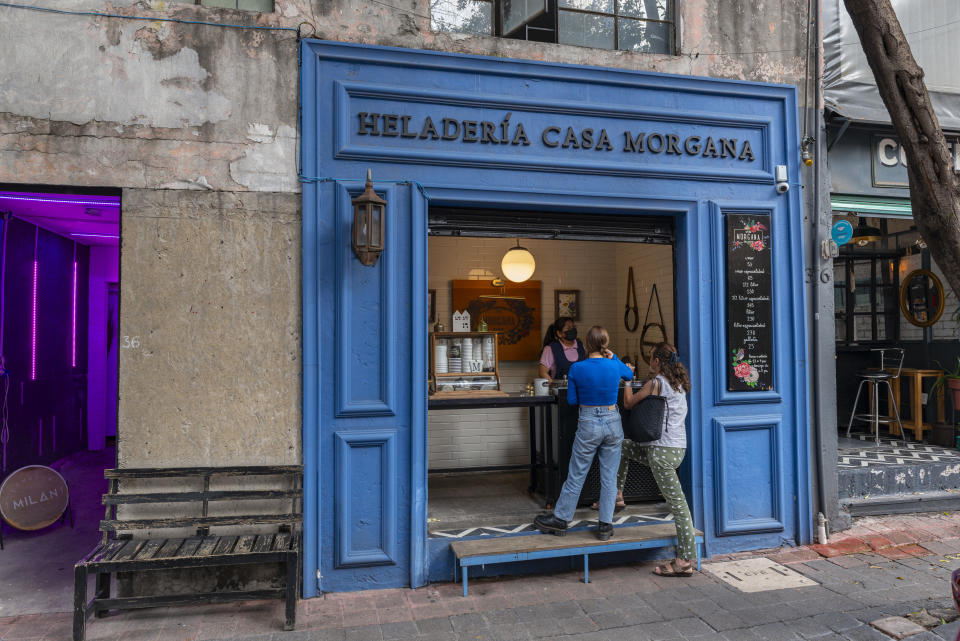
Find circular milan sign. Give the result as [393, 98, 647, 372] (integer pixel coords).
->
[0, 465, 69, 530]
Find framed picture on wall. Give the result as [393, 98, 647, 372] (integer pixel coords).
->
[429, 289, 436, 324]
[555, 290, 580, 321]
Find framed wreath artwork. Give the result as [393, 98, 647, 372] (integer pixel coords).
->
[451, 279, 541, 360]
[555, 290, 580, 321]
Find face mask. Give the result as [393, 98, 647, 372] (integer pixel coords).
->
[563, 328, 577, 341]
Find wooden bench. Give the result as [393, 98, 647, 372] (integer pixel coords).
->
[73, 465, 302, 641]
[451, 523, 704, 596]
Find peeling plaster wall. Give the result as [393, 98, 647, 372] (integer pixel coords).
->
[0, 0, 809, 469]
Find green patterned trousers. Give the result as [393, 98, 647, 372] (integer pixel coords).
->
[617, 440, 697, 561]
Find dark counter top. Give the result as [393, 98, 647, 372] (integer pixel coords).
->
[428, 393, 557, 410]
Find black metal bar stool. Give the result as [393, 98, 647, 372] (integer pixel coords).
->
[846, 347, 906, 445]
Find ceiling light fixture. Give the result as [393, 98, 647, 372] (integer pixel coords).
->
[500, 239, 535, 283]
[851, 217, 882, 247]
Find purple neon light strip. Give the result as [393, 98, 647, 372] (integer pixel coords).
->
[70, 233, 119, 239]
[72, 261, 77, 367]
[31, 260, 37, 381]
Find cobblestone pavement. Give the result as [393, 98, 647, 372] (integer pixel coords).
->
[5, 513, 960, 641]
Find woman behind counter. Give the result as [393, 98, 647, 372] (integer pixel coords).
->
[538, 317, 586, 381]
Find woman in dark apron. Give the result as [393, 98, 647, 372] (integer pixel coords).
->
[538, 316, 586, 381]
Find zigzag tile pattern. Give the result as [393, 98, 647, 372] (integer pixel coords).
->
[428, 511, 674, 539]
[838, 435, 960, 468]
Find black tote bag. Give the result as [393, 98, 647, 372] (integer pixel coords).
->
[624, 377, 667, 443]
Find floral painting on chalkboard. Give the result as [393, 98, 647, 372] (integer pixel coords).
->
[731, 348, 760, 388]
[730, 220, 769, 252]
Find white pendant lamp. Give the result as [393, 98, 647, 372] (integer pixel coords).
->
[501, 239, 536, 283]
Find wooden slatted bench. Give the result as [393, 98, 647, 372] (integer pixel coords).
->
[451, 523, 704, 596]
[73, 465, 302, 641]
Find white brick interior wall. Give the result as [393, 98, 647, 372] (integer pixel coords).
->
[428, 237, 674, 468]
[613, 244, 675, 380]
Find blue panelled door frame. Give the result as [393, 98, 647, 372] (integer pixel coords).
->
[301, 40, 811, 595]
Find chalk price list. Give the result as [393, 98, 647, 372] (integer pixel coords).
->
[726, 214, 773, 392]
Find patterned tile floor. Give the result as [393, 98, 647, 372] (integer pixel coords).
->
[428, 510, 675, 538]
[837, 434, 960, 469]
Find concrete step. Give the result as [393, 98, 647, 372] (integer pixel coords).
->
[838, 458, 960, 500]
[841, 490, 960, 517]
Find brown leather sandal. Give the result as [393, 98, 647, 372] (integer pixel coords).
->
[589, 500, 626, 512]
[652, 560, 693, 577]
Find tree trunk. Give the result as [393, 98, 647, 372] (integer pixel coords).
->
[843, 0, 960, 298]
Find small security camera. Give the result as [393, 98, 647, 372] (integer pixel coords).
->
[775, 164, 789, 194]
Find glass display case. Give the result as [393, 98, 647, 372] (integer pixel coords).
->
[430, 331, 502, 395]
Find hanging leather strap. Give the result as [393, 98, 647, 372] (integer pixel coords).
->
[624, 267, 639, 332]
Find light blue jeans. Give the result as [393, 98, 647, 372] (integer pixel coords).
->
[554, 406, 624, 525]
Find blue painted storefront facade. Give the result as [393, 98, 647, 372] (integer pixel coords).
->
[301, 40, 811, 595]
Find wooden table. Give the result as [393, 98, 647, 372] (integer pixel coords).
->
[883, 368, 945, 440]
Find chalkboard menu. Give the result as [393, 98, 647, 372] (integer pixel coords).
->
[725, 214, 774, 392]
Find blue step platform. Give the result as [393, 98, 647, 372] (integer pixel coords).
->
[450, 523, 704, 596]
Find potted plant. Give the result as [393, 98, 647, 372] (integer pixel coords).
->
[932, 357, 960, 410]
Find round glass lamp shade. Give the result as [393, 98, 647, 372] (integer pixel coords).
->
[501, 246, 536, 282]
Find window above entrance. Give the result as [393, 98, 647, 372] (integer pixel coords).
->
[430, 0, 674, 54]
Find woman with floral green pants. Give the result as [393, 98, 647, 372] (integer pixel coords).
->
[620, 343, 696, 576]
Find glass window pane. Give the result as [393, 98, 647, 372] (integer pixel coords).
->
[559, 0, 614, 15]
[558, 10, 614, 49]
[431, 0, 493, 35]
[236, 0, 273, 11]
[618, 16, 672, 53]
[503, 0, 548, 34]
[618, 0, 670, 20]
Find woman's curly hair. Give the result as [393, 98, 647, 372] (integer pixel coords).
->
[652, 342, 691, 393]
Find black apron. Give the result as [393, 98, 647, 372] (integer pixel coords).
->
[548, 340, 586, 378]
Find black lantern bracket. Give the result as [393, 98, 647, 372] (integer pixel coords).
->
[351, 169, 387, 266]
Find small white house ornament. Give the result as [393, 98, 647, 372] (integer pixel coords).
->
[452, 310, 471, 332]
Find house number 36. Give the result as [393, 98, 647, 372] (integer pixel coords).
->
[121, 336, 141, 349]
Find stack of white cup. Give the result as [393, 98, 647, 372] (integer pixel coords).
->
[482, 336, 495, 370]
[434, 342, 448, 374]
[448, 339, 462, 373]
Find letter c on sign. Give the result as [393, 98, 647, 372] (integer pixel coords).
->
[542, 126, 561, 148]
[878, 138, 899, 167]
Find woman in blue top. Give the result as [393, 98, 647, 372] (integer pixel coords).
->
[534, 325, 632, 541]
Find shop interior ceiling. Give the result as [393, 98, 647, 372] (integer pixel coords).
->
[0, 188, 120, 247]
[428, 208, 674, 244]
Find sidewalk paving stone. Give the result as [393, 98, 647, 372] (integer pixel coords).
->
[12, 515, 960, 641]
[932, 620, 960, 639]
[842, 623, 898, 641]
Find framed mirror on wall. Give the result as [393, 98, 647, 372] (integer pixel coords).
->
[899, 268, 945, 328]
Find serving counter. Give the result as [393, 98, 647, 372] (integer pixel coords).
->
[428, 388, 663, 508]
[428, 393, 558, 502]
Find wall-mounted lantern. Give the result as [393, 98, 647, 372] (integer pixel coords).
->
[352, 169, 386, 266]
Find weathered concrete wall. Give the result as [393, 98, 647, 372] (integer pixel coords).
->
[117, 189, 300, 465]
[0, 0, 810, 469]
